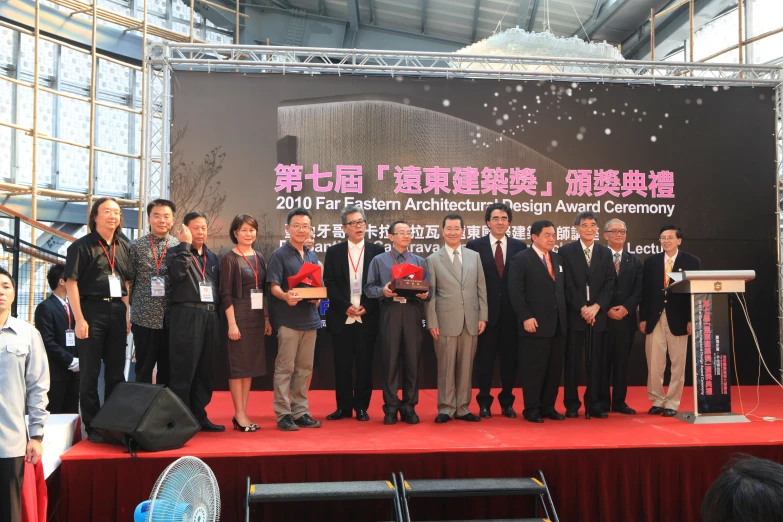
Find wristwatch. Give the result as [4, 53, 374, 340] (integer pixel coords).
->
[30, 435, 43, 442]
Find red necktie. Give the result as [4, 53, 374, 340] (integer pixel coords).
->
[544, 253, 555, 281]
[494, 241, 504, 277]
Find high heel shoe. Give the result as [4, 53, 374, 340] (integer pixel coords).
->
[232, 417, 257, 432]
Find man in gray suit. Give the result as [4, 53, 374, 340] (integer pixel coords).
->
[426, 214, 488, 423]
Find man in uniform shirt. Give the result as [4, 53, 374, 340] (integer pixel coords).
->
[323, 206, 385, 422]
[365, 221, 429, 425]
[34, 264, 79, 414]
[64, 197, 132, 443]
[0, 266, 49, 522]
[129, 199, 179, 385]
[166, 211, 225, 432]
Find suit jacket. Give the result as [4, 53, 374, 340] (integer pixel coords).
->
[508, 248, 567, 338]
[324, 240, 385, 335]
[607, 250, 643, 331]
[559, 241, 616, 332]
[425, 246, 488, 337]
[640, 250, 701, 336]
[34, 294, 78, 383]
[465, 235, 527, 327]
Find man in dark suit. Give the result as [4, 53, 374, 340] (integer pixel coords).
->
[324, 206, 385, 422]
[600, 219, 643, 415]
[34, 264, 80, 414]
[466, 203, 527, 418]
[559, 211, 616, 419]
[639, 225, 701, 417]
[509, 220, 567, 423]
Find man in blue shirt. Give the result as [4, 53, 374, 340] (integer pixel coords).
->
[365, 221, 429, 425]
[268, 208, 323, 431]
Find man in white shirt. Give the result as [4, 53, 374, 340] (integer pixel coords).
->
[0, 266, 49, 522]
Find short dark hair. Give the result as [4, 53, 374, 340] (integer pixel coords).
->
[531, 220, 555, 237]
[0, 266, 16, 293]
[702, 456, 783, 522]
[47, 264, 66, 292]
[660, 224, 683, 239]
[388, 220, 408, 235]
[89, 197, 123, 239]
[484, 202, 512, 224]
[287, 207, 312, 225]
[229, 214, 259, 244]
[183, 211, 208, 226]
[442, 214, 464, 229]
[146, 199, 176, 218]
[573, 211, 599, 227]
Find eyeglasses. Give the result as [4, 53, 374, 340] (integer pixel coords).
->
[659, 236, 678, 242]
[344, 220, 366, 228]
[607, 230, 627, 236]
[392, 231, 413, 237]
[289, 224, 312, 232]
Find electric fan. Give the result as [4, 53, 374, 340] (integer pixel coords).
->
[134, 456, 221, 522]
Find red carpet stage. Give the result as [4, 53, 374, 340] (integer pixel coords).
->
[59, 386, 783, 522]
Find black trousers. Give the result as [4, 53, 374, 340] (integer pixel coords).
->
[474, 317, 518, 410]
[48, 375, 80, 414]
[131, 324, 170, 385]
[563, 327, 605, 412]
[77, 299, 127, 430]
[601, 328, 634, 410]
[0, 457, 24, 522]
[168, 304, 219, 422]
[519, 333, 565, 418]
[379, 301, 423, 415]
[331, 321, 376, 412]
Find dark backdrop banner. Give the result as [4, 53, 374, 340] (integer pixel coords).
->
[170, 72, 777, 391]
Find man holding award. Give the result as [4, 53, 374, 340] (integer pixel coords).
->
[365, 221, 429, 425]
[267, 208, 325, 431]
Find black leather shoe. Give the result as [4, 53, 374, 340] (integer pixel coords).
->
[294, 414, 322, 428]
[501, 406, 517, 419]
[277, 414, 299, 431]
[479, 406, 492, 419]
[543, 411, 566, 421]
[525, 414, 544, 423]
[87, 430, 105, 444]
[648, 406, 664, 415]
[662, 408, 677, 417]
[326, 409, 351, 420]
[383, 412, 398, 425]
[455, 413, 481, 422]
[588, 410, 608, 419]
[355, 410, 370, 421]
[434, 413, 451, 423]
[612, 405, 637, 415]
[565, 409, 579, 418]
[200, 418, 226, 432]
[401, 411, 420, 425]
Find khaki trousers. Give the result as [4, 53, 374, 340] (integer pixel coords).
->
[434, 322, 478, 417]
[645, 310, 689, 410]
[273, 326, 317, 421]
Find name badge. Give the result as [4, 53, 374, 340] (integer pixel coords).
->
[199, 281, 214, 303]
[351, 279, 362, 297]
[150, 276, 165, 297]
[65, 329, 76, 347]
[251, 289, 263, 310]
[108, 274, 122, 298]
[393, 296, 407, 304]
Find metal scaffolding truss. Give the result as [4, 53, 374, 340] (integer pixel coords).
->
[145, 43, 783, 376]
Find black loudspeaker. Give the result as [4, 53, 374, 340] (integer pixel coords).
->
[91, 383, 201, 452]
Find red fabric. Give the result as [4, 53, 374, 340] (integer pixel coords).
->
[21, 461, 47, 522]
[287, 262, 322, 288]
[59, 387, 783, 522]
[391, 263, 423, 281]
[494, 240, 504, 276]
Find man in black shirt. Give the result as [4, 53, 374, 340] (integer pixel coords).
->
[166, 212, 224, 432]
[64, 197, 132, 443]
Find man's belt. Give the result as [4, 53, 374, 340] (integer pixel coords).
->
[176, 302, 217, 312]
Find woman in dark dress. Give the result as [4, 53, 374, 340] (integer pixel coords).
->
[220, 214, 271, 431]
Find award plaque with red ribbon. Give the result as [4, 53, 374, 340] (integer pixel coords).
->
[390, 263, 429, 298]
[286, 262, 327, 299]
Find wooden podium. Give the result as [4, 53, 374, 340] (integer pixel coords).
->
[668, 270, 755, 424]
